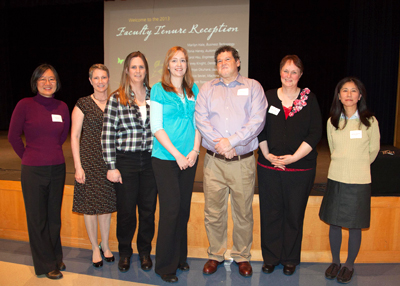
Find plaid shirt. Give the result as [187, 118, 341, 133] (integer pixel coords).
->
[102, 88, 153, 170]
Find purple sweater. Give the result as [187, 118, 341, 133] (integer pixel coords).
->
[8, 94, 70, 166]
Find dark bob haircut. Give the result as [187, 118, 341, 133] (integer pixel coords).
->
[30, 64, 61, 94]
[330, 76, 374, 129]
[214, 45, 241, 72]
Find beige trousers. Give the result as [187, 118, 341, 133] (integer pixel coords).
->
[203, 152, 255, 262]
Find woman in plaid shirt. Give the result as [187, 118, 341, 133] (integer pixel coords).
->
[101, 51, 157, 273]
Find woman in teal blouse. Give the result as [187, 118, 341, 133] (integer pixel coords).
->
[150, 46, 201, 283]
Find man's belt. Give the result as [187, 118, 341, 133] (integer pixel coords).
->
[206, 150, 253, 162]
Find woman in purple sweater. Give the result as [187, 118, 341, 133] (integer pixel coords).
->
[8, 64, 70, 280]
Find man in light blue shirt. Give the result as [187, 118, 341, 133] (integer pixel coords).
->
[195, 45, 268, 277]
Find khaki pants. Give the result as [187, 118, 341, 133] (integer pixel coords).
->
[203, 152, 255, 262]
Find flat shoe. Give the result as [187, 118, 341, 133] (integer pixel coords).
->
[99, 242, 115, 262]
[262, 263, 275, 274]
[140, 254, 153, 271]
[336, 266, 354, 283]
[118, 257, 130, 272]
[161, 274, 178, 283]
[325, 263, 341, 279]
[45, 270, 63, 279]
[178, 262, 190, 271]
[283, 264, 296, 275]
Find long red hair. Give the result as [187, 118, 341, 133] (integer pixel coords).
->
[161, 46, 195, 98]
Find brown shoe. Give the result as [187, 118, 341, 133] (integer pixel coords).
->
[236, 261, 253, 277]
[203, 259, 224, 275]
[45, 270, 63, 279]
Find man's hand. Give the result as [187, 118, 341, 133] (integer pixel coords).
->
[213, 138, 233, 155]
[224, 148, 237, 159]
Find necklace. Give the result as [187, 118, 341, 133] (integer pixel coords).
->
[92, 94, 107, 102]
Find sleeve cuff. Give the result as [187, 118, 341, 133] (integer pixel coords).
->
[107, 162, 116, 170]
[152, 126, 164, 135]
[228, 134, 239, 147]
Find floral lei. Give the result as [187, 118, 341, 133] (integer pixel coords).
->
[288, 88, 310, 117]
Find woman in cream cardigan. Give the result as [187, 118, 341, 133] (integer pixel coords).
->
[319, 77, 380, 284]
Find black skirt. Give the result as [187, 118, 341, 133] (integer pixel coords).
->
[319, 179, 371, 229]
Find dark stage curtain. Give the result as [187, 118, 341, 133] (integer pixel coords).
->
[347, 0, 400, 144]
[0, 1, 13, 131]
[0, 0, 104, 130]
[249, 1, 351, 133]
[0, 0, 399, 146]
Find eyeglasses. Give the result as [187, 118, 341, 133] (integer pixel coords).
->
[38, 77, 56, 84]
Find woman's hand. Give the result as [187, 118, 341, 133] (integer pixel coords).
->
[186, 150, 198, 167]
[107, 169, 123, 184]
[266, 153, 286, 170]
[75, 167, 85, 184]
[176, 153, 190, 170]
[277, 154, 296, 166]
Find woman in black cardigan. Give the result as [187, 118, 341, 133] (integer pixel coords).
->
[257, 55, 322, 276]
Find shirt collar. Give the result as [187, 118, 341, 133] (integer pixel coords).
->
[212, 73, 244, 87]
[341, 110, 359, 119]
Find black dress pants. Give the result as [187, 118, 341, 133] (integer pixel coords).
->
[258, 165, 316, 266]
[115, 151, 157, 258]
[21, 163, 65, 275]
[152, 157, 197, 275]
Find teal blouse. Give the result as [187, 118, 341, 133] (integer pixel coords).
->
[150, 81, 199, 161]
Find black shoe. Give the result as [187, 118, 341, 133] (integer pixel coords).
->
[99, 242, 115, 262]
[336, 266, 354, 283]
[93, 260, 103, 268]
[161, 274, 178, 283]
[325, 263, 341, 279]
[57, 261, 66, 271]
[118, 257, 130, 272]
[262, 263, 275, 274]
[283, 264, 296, 275]
[140, 254, 153, 271]
[178, 262, 190, 271]
[45, 270, 63, 279]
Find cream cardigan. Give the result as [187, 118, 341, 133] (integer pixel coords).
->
[327, 116, 380, 184]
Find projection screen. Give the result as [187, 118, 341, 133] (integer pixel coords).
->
[104, 0, 250, 91]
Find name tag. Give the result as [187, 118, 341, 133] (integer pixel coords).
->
[146, 100, 151, 106]
[268, 105, 280, 116]
[350, 130, 362, 139]
[52, 114, 63, 122]
[237, 88, 249, 96]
